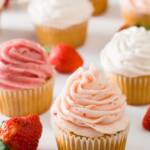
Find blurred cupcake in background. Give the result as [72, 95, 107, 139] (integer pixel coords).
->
[91, 0, 108, 16]
[0, 39, 54, 117]
[28, 0, 93, 48]
[51, 65, 129, 150]
[100, 27, 150, 105]
[121, 0, 150, 27]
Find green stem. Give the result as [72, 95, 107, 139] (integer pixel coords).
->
[0, 140, 10, 150]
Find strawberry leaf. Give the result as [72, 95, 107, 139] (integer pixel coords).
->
[0, 140, 10, 150]
[44, 46, 52, 53]
[145, 26, 150, 30]
[137, 25, 150, 30]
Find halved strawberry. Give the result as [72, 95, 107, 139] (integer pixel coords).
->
[0, 115, 42, 150]
[49, 43, 84, 74]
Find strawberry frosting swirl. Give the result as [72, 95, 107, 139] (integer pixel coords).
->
[51, 65, 129, 137]
[0, 39, 53, 90]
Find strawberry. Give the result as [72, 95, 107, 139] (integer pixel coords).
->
[49, 43, 83, 74]
[0, 115, 42, 150]
[142, 107, 150, 131]
[4, 0, 9, 8]
[0, 0, 9, 10]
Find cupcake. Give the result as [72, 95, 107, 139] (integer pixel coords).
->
[28, 0, 93, 48]
[91, 0, 107, 16]
[51, 65, 129, 150]
[121, 0, 150, 27]
[100, 27, 150, 105]
[0, 39, 53, 117]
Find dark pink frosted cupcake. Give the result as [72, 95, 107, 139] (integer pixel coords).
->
[0, 39, 54, 116]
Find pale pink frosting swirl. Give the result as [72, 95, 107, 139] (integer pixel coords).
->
[51, 65, 129, 137]
[0, 39, 53, 90]
[121, 0, 150, 15]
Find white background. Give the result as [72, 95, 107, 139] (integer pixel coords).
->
[0, 0, 149, 150]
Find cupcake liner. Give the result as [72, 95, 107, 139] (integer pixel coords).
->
[35, 21, 88, 48]
[0, 78, 54, 117]
[91, 0, 107, 16]
[122, 11, 150, 26]
[110, 75, 150, 105]
[54, 128, 128, 150]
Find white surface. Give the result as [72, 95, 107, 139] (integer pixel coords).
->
[0, 1, 149, 150]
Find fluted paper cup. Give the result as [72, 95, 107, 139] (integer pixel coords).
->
[54, 127, 128, 150]
[0, 78, 54, 117]
[122, 10, 150, 26]
[91, 0, 107, 16]
[110, 74, 150, 105]
[35, 21, 88, 48]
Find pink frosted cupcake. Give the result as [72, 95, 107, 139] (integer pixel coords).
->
[0, 39, 53, 117]
[51, 65, 129, 150]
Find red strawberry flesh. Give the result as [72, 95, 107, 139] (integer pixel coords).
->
[143, 107, 150, 131]
[0, 115, 42, 150]
[49, 43, 83, 74]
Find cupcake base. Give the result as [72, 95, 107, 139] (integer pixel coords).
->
[54, 128, 128, 150]
[0, 78, 53, 117]
[35, 22, 88, 48]
[110, 75, 150, 105]
[122, 11, 150, 26]
[92, 0, 107, 16]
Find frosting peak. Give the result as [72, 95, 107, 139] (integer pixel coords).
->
[100, 27, 150, 77]
[28, 0, 93, 29]
[51, 65, 129, 137]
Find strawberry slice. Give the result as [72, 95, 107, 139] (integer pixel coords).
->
[0, 115, 42, 150]
[49, 43, 83, 74]
[143, 107, 150, 131]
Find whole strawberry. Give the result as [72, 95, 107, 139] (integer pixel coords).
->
[4, 0, 9, 8]
[49, 43, 83, 74]
[0, 115, 42, 150]
[0, 0, 9, 10]
[143, 107, 150, 131]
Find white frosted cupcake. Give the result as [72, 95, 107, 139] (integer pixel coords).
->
[100, 26, 150, 105]
[28, 0, 93, 48]
[51, 65, 129, 150]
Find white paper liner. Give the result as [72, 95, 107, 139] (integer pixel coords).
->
[54, 127, 128, 150]
[0, 78, 54, 117]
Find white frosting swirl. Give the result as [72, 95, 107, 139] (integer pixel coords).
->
[121, 0, 150, 15]
[28, 0, 93, 29]
[51, 65, 129, 137]
[100, 27, 150, 77]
